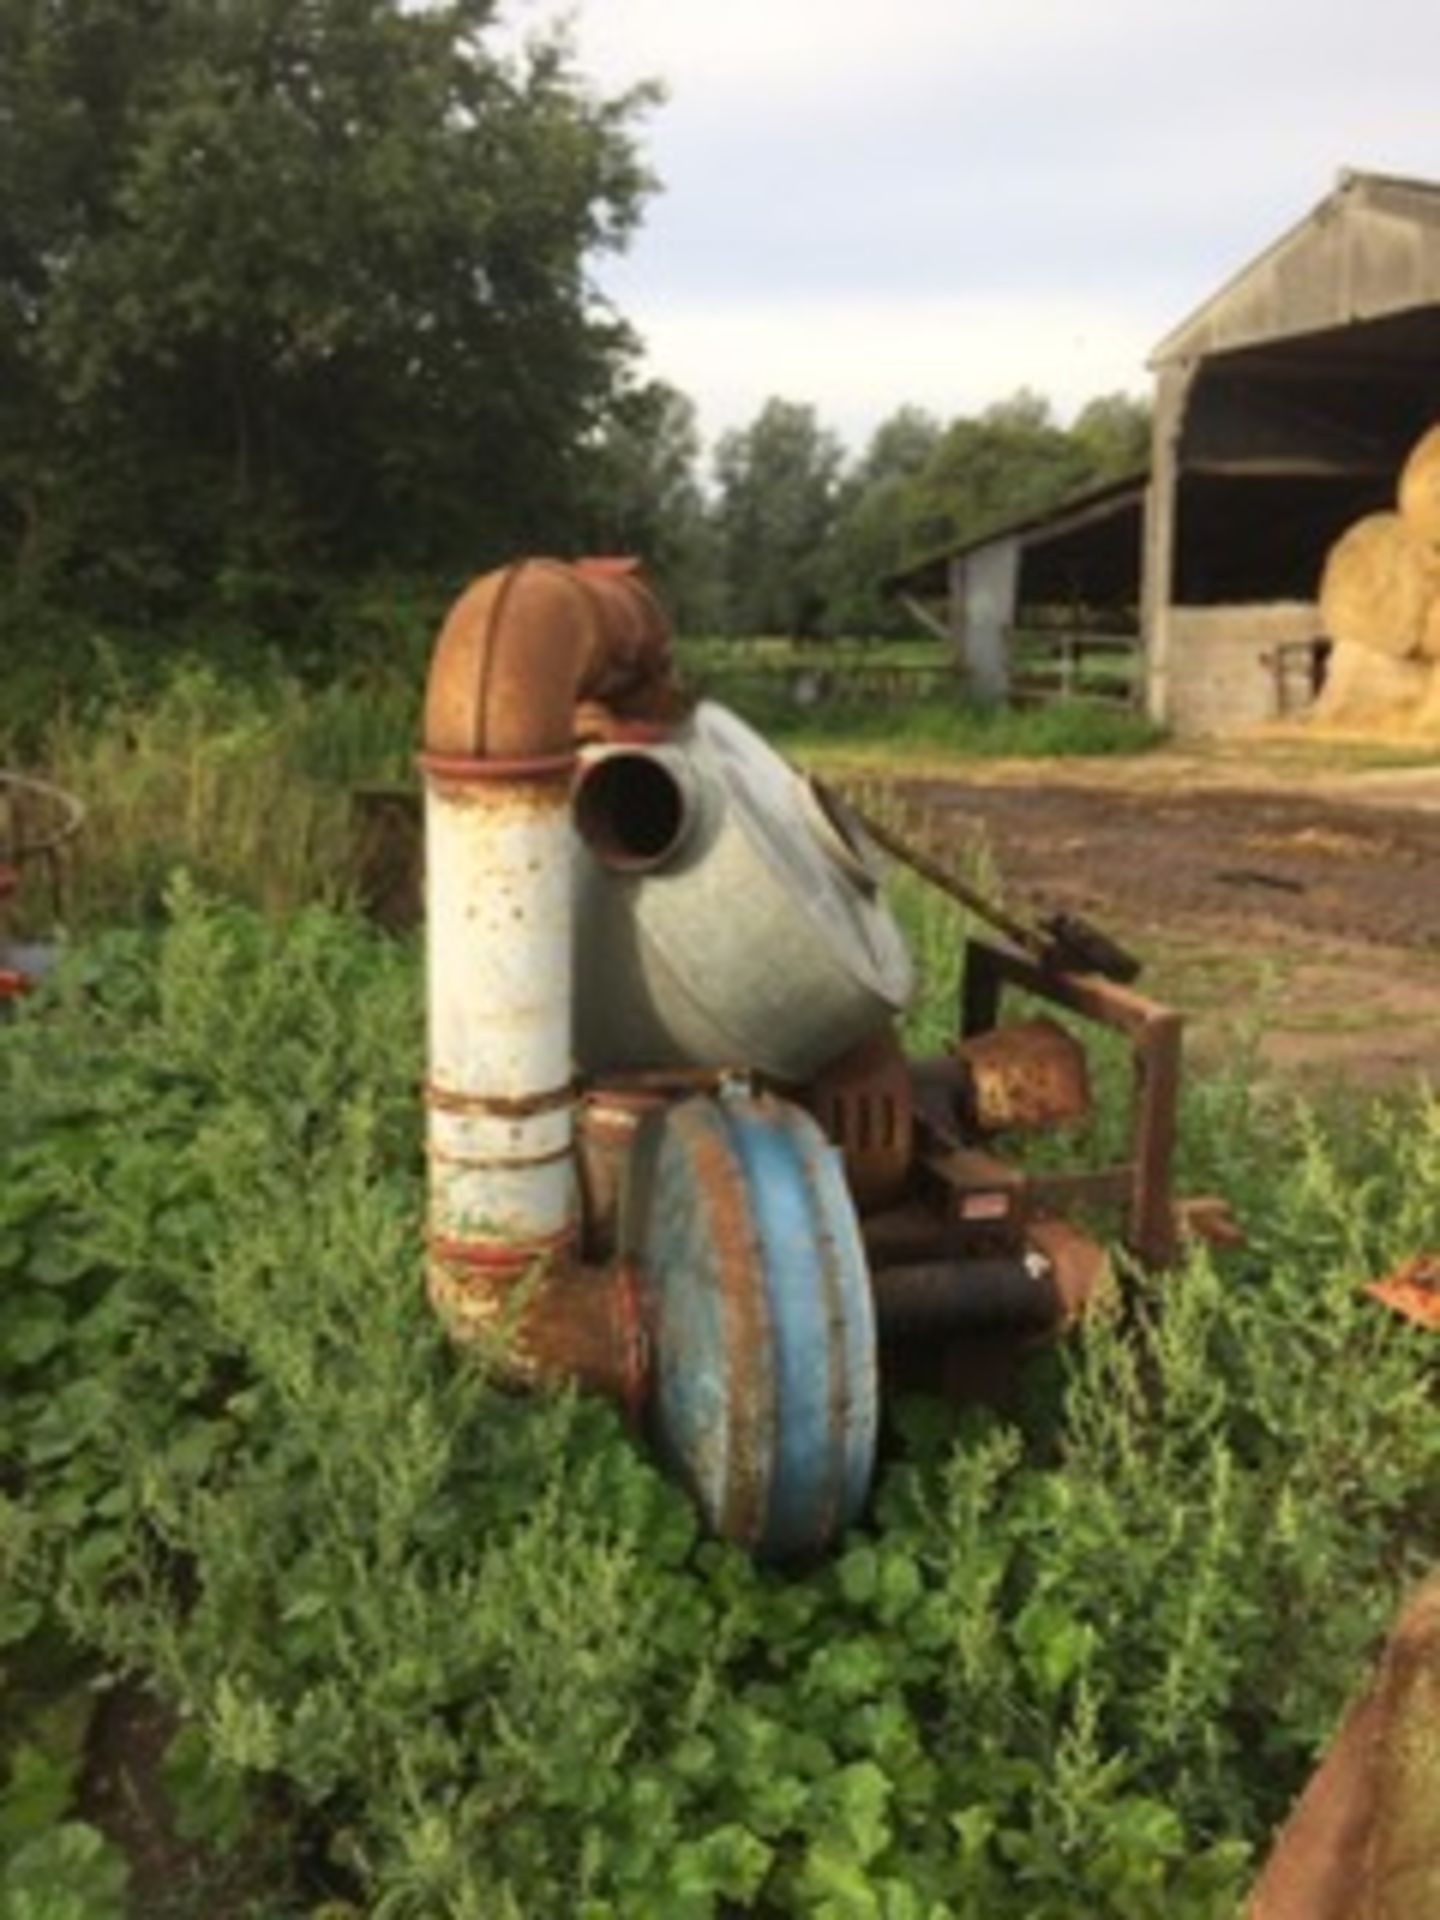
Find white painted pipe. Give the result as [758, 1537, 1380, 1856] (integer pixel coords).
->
[425, 772, 575, 1262]
[418, 558, 674, 1380]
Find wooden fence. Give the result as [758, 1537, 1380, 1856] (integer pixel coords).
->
[1006, 628, 1141, 710]
[691, 659, 960, 712]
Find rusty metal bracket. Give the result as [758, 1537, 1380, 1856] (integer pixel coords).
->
[959, 936, 1186, 1267]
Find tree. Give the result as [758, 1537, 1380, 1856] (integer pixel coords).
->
[1071, 391, 1152, 481]
[907, 388, 1094, 558]
[580, 379, 721, 631]
[713, 399, 844, 637]
[822, 405, 942, 636]
[0, 0, 656, 631]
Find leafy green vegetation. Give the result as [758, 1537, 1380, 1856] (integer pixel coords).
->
[2, 875, 1436, 1916]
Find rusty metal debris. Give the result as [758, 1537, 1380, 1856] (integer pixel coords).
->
[0, 770, 84, 999]
[1248, 1572, 1440, 1920]
[950, 1016, 1091, 1136]
[1366, 1252, 1440, 1330]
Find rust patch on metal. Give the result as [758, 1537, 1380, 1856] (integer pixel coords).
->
[788, 1100, 851, 1554]
[417, 748, 577, 783]
[803, 1025, 913, 1213]
[951, 1017, 1091, 1135]
[427, 1225, 575, 1274]
[586, 1065, 748, 1095]
[424, 773, 572, 821]
[1247, 1572, 1440, 1920]
[960, 938, 1189, 1267]
[608, 1258, 652, 1429]
[425, 1078, 575, 1119]
[428, 1209, 649, 1410]
[425, 1139, 573, 1173]
[574, 702, 676, 746]
[576, 1089, 668, 1260]
[1025, 1217, 1108, 1324]
[1174, 1194, 1246, 1248]
[919, 1143, 1027, 1242]
[680, 1102, 774, 1548]
[422, 558, 679, 764]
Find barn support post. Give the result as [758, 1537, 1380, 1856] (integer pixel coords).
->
[1143, 360, 1195, 727]
[945, 554, 969, 672]
[965, 542, 1020, 703]
[1143, 362, 1193, 725]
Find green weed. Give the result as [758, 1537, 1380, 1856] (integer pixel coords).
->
[27, 667, 415, 931]
[2, 886, 1436, 1915]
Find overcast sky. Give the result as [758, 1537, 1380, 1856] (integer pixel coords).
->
[510, 0, 1440, 453]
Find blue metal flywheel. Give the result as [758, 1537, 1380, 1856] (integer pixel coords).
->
[623, 1089, 877, 1558]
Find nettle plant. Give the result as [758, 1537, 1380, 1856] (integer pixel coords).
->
[1, 880, 1436, 1917]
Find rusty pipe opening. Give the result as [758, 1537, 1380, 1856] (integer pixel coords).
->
[573, 745, 695, 872]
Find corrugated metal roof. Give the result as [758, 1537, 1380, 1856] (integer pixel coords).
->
[1150, 169, 1440, 368]
[885, 469, 1147, 593]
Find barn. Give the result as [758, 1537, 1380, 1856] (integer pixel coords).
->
[891, 170, 1440, 734]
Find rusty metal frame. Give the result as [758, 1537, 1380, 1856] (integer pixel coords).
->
[959, 937, 1182, 1266]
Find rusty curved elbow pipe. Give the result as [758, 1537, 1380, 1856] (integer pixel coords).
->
[423, 557, 673, 763]
[420, 558, 674, 1408]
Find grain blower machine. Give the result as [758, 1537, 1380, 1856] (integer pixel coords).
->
[422, 558, 1223, 1558]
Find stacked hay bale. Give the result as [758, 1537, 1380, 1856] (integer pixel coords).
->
[1315, 425, 1440, 734]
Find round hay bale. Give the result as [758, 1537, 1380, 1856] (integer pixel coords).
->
[1421, 594, 1440, 663]
[1311, 639, 1430, 731]
[1414, 662, 1440, 737]
[1318, 512, 1440, 658]
[1397, 423, 1440, 543]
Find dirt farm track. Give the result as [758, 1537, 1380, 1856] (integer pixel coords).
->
[871, 749, 1440, 1089]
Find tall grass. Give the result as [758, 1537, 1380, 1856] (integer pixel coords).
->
[10, 662, 1157, 939]
[29, 667, 416, 929]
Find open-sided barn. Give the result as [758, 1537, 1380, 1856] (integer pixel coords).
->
[892, 170, 1440, 734]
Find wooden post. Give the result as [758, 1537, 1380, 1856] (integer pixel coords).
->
[946, 554, 968, 673]
[1143, 361, 1195, 728]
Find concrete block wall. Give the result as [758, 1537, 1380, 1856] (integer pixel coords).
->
[1160, 602, 1320, 735]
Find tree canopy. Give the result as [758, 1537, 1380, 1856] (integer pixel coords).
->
[712, 399, 845, 637]
[0, 0, 655, 627]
